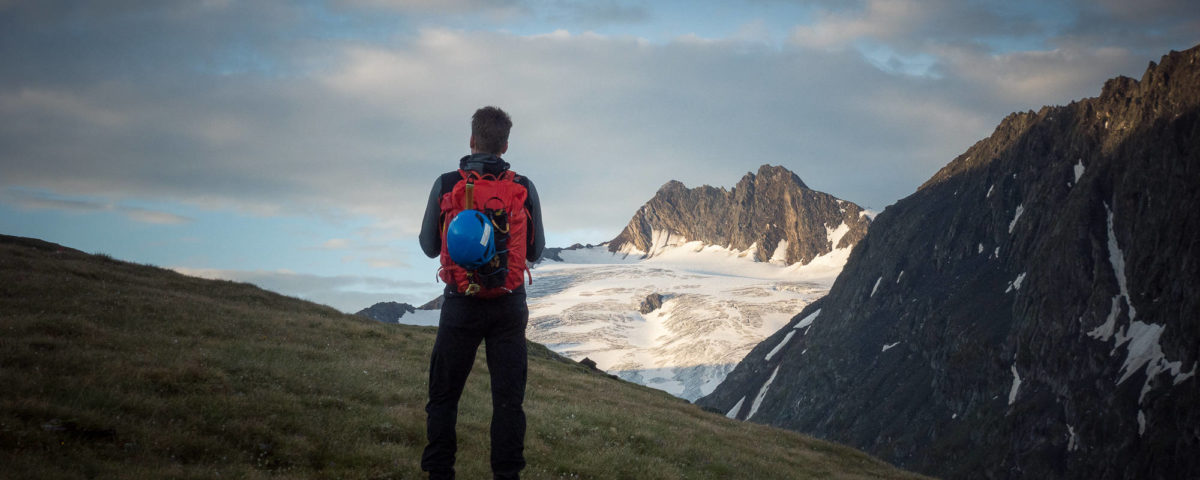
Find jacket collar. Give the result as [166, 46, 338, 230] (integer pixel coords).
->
[459, 153, 510, 175]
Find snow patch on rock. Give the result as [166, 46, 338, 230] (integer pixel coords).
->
[747, 365, 780, 420]
[1009, 204, 1025, 234]
[1085, 204, 1195, 404]
[769, 239, 790, 265]
[1005, 272, 1027, 293]
[726, 396, 746, 419]
[1009, 364, 1022, 405]
[794, 309, 821, 330]
[765, 330, 796, 362]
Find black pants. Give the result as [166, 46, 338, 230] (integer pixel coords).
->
[421, 292, 528, 479]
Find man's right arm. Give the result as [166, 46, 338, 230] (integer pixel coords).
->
[418, 176, 445, 258]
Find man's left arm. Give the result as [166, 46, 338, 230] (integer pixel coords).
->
[523, 179, 545, 262]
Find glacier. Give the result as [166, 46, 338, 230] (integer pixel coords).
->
[522, 239, 849, 401]
[398, 231, 852, 402]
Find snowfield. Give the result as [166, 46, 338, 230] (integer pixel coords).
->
[517, 240, 849, 401]
[398, 237, 851, 401]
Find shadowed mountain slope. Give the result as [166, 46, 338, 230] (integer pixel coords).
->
[698, 45, 1200, 479]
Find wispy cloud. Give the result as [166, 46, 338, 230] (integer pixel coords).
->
[172, 267, 437, 312]
[321, 238, 352, 249]
[1, 189, 192, 225]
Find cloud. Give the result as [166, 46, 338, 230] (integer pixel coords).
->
[337, 0, 521, 16]
[788, 0, 1037, 51]
[1, 188, 192, 225]
[313, 27, 997, 217]
[332, 0, 651, 28]
[932, 45, 1142, 106]
[312, 236, 415, 270]
[123, 208, 194, 225]
[1085, 0, 1199, 28]
[173, 267, 439, 312]
[321, 238, 352, 249]
[1052, 1, 1200, 56]
[1, 0, 1196, 250]
[540, 0, 651, 27]
[365, 258, 410, 269]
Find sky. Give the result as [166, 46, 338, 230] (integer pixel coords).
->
[1, 0, 1197, 312]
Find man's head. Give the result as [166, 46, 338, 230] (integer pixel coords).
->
[470, 106, 512, 155]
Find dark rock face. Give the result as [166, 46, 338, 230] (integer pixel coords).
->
[579, 357, 599, 370]
[639, 293, 664, 314]
[608, 165, 871, 265]
[538, 247, 565, 262]
[539, 243, 600, 263]
[355, 301, 416, 323]
[697, 46, 1200, 479]
[418, 296, 443, 310]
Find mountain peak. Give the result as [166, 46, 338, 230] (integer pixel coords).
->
[608, 165, 868, 264]
[749, 164, 807, 190]
[656, 179, 688, 194]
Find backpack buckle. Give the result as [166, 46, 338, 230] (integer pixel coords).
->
[464, 283, 481, 296]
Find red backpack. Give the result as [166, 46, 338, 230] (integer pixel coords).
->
[438, 169, 530, 298]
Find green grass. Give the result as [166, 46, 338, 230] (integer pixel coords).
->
[0, 234, 931, 479]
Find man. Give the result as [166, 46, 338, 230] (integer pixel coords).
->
[417, 106, 545, 480]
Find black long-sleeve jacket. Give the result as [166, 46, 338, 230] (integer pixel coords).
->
[419, 153, 545, 273]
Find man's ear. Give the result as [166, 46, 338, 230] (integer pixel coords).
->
[469, 135, 477, 150]
[500, 142, 508, 155]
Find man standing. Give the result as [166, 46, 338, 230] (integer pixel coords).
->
[418, 106, 544, 480]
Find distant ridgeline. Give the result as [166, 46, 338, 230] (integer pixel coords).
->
[355, 302, 416, 323]
[356, 299, 441, 323]
[607, 164, 871, 266]
[698, 45, 1200, 479]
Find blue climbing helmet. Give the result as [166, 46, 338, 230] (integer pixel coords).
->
[446, 209, 495, 269]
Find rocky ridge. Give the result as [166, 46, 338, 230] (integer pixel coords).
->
[697, 46, 1200, 479]
[355, 301, 416, 324]
[608, 164, 871, 265]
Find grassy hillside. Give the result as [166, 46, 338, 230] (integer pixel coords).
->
[0, 234, 929, 479]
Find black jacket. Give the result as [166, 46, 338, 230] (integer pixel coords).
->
[419, 153, 545, 265]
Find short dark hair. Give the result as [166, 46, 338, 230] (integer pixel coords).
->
[471, 106, 512, 155]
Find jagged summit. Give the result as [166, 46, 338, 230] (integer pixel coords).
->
[608, 164, 868, 265]
[922, 47, 1200, 193]
[698, 45, 1200, 479]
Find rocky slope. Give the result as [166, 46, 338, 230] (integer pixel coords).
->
[608, 164, 871, 265]
[697, 46, 1200, 479]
